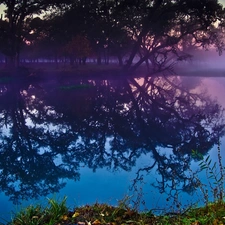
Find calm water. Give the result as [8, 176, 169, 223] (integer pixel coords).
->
[0, 72, 225, 222]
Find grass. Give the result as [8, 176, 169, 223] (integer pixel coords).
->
[9, 197, 68, 225]
[8, 198, 225, 225]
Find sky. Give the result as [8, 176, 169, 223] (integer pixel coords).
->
[220, 0, 225, 5]
[0, 4, 4, 15]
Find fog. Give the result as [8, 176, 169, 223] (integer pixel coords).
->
[176, 48, 225, 75]
[191, 50, 225, 69]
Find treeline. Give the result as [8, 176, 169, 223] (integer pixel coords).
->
[0, 0, 225, 72]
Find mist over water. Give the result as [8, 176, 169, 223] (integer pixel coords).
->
[180, 49, 225, 71]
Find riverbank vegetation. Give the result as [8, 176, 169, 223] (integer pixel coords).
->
[8, 196, 225, 225]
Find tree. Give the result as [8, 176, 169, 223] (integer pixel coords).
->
[0, 80, 81, 203]
[0, 18, 9, 58]
[118, 0, 225, 73]
[64, 34, 92, 66]
[1, 0, 224, 73]
[24, 2, 93, 66]
[0, 0, 72, 68]
[25, 16, 68, 65]
[57, 0, 133, 66]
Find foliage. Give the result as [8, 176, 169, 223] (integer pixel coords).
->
[11, 197, 68, 225]
[63, 35, 92, 64]
[9, 197, 225, 225]
[10, 196, 151, 225]
[1, 0, 225, 70]
[192, 144, 225, 205]
[0, 0, 73, 66]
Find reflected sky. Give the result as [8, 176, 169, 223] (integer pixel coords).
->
[0, 74, 225, 223]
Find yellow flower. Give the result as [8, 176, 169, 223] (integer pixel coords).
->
[72, 212, 80, 218]
[61, 215, 68, 221]
[32, 216, 39, 219]
[92, 219, 101, 225]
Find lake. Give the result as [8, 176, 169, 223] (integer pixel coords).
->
[0, 71, 225, 222]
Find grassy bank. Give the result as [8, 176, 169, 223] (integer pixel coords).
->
[7, 197, 225, 225]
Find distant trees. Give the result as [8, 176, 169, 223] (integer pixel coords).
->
[0, 0, 72, 67]
[25, 16, 68, 64]
[64, 35, 92, 66]
[0, 18, 9, 58]
[0, 0, 225, 72]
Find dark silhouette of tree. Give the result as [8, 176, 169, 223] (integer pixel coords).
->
[39, 0, 132, 66]
[0, 74, 224, 202]
[64, 35, 92, 66]
[0, 80, 80, 203]
[1, 0, 222, 72]
[21, 17, 51, 62]
[120, 0, 225, 72]
[0, 18, 10, 60]
[0, 0, 72, 67]
[44, 75, 225, 191]
[127, 75, 225, 195]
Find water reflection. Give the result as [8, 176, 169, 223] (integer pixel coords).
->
[0, 74, 224, 204]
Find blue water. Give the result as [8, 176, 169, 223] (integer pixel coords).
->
[0, 74, 225, 223]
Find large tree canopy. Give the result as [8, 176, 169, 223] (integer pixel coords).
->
[119, 0, 225, 72]
[0, 0, 224, 72]
[0, 0, 72, 67]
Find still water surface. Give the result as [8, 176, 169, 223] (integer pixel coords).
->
[0, 72, 225, 221]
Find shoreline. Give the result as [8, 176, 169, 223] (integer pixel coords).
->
[7, 198, 225, 225]
[0, 63, 225, 80]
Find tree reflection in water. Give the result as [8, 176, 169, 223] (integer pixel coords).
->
[0, 74, 224, 204]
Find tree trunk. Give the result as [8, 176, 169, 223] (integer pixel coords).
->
[97, 54, 101, 65]
[69, 55, 75, 66]
[124, 29, 148, 71]
[117, 53, 123, 66]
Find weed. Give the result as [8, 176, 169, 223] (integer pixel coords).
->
[10, 197, 69, 225]
[192, 143, 225, 204]
[46, 197, 68, 220]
